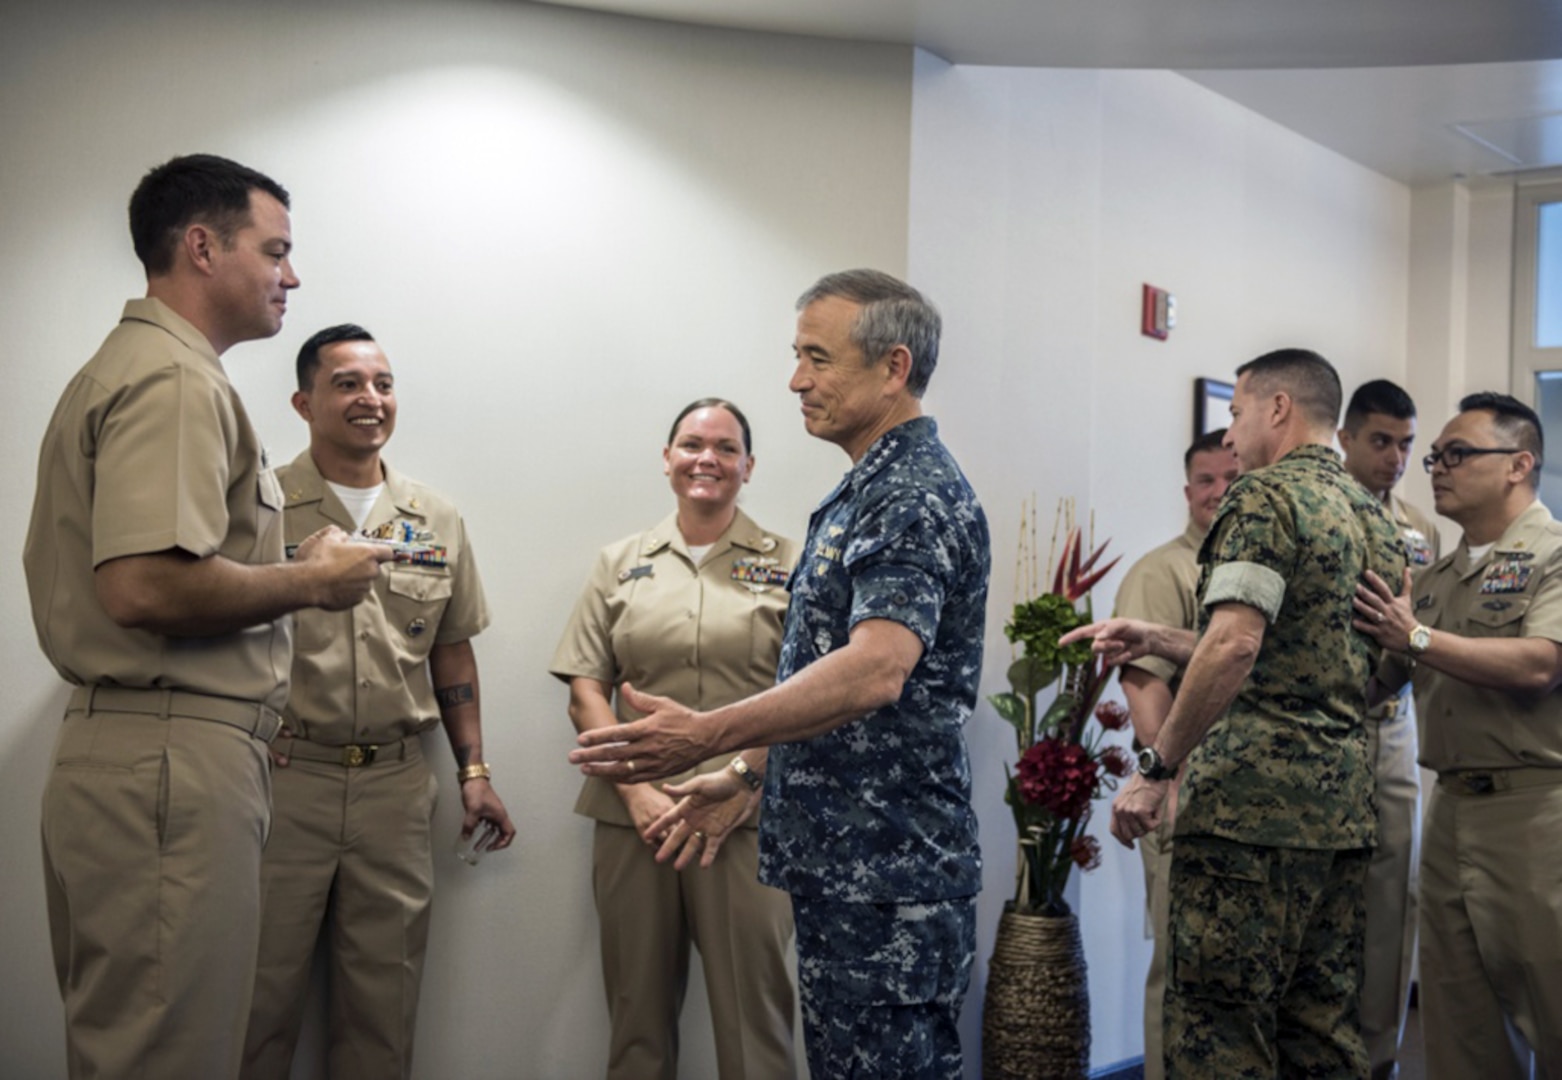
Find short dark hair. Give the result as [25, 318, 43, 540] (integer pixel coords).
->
[1235, 348, 1342, 430]
[667, 398, 753, 454]
[297, 324, 375, 392]
[796, 269, 941, 398]
[1184, 427, 1228, 474]
[1343, 379, 1416, 432]
[129, 154, 291, 276]
[1459, 391, 1544, 486]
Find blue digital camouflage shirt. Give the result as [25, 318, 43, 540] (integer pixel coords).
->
[758, 417, 989, 903]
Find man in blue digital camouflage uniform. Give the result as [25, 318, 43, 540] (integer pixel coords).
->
[570, 268, 989, 1079]
[1063, 349, 1407, 1078]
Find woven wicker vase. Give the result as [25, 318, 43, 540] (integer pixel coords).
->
[981, 907, 1091, 1080]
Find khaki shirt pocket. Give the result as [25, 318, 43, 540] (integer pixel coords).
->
[1464, 595, 1530, 638]
[385, 568, 454, 653]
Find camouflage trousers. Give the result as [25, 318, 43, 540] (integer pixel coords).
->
[790, 895, 975, 1080]
[1166, 836, 1370, 1079]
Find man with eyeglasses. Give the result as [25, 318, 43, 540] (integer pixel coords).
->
[1356, 392, 1562, 1076]
[1337, 379, 1439, 1080]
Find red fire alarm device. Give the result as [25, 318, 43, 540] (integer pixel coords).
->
[1142, 284, 1175, 340]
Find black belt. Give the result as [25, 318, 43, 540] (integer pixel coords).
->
[68, 686, 283, 744]
[1436, 767, 1562, 796]
[275, 734, 418, 768]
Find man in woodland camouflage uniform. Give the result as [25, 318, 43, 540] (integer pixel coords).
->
[570, 269, 988, 1079]
[1065, 349, 1406, 1077]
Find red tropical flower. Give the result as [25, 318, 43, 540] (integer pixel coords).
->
[1094, 699, 1130, 731]
[1070, 835, 1103, 872]
[1100, 745, 1134, 778]
[1016, 737, 1100, 820]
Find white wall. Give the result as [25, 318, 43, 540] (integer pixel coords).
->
[906, 55, 1412, 1072]
[0, 3, 910, 1077]
[3, 2, 1441, 1077]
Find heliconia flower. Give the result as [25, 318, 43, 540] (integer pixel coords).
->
[1100, 745, 1134, 778]
[1070, 835, 1103, 872]
[1050, 527, 1123, 602]
[1094, 699, 1130, 731]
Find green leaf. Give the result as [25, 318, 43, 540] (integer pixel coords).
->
[1040, 692, 1078, 733]
[1007, 655, 1059, 698]
[988, 691, 1027, 729]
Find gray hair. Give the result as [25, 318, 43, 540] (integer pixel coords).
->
[796, 269, 941, 398]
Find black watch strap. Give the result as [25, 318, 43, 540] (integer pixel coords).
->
[1138, 746, 1175, 781]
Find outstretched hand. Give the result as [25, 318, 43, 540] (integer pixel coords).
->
[1058, 617, 1156, 668]
[567, 683, 717, 783]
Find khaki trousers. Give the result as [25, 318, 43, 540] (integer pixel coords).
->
[1361, 697, 1420, 1075]
[1138, 819, 1173, 1080]
[592, 822, 797, 1080]
[1420, 775, 1562, 1079]
[41, 709, 272, 1080]
[243, 740, 437, 1080]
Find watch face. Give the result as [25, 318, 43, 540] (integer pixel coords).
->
[1137, 747, 1159, 774]
[1409, 626, 1431, 653]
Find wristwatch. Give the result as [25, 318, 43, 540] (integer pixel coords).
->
[728, 755, 763, 792]
[1137, 746, 1175, 782]
[1407, 624, 1432, 655]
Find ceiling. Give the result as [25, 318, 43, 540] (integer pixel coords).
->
[535, 0, 1562, 186]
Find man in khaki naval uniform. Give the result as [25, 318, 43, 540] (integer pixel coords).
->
[24, 156, 391, 1079]
[1359, 392, 1562, 1078]
[243, 324, 514, 1079]
[1337, 379, 1439, 1080]
[1110, 427, 1238, 1080]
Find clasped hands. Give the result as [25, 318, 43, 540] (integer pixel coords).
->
[572, 683, 754, 868]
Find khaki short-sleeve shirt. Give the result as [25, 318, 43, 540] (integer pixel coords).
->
[23, 298, 291, 708]
[1112, 520, 1204, 685]
[550, 509, 796, 827]
[1388, 501, 1562, 772]
[279, 451, 489, 743]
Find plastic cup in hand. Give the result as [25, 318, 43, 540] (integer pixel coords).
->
[454, 821, 500, 866]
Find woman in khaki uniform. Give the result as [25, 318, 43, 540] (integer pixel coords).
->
[551, 399, 798, 1080]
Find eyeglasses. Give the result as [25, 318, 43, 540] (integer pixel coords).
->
[1422, 446, 1523, 472]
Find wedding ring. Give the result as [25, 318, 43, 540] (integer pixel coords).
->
[626, 759, 636, 773]
[1375, 610, 1384, 622]
[694, 831, 707, 841]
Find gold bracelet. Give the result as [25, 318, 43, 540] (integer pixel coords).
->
[457, 763, 492, 784]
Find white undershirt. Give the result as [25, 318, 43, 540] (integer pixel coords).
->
[686, 543, 713, 565]
[327, 481, 384, 531]
[1467, 540, 1496, 564]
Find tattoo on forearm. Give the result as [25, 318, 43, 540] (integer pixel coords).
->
[436, 683, 475, 709]
[454, 744, 476, 769]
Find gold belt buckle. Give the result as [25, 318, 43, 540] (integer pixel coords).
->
[342, 744, 378, 767]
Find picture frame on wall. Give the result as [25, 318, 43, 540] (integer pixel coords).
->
[1195, 378, 1234, 437]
